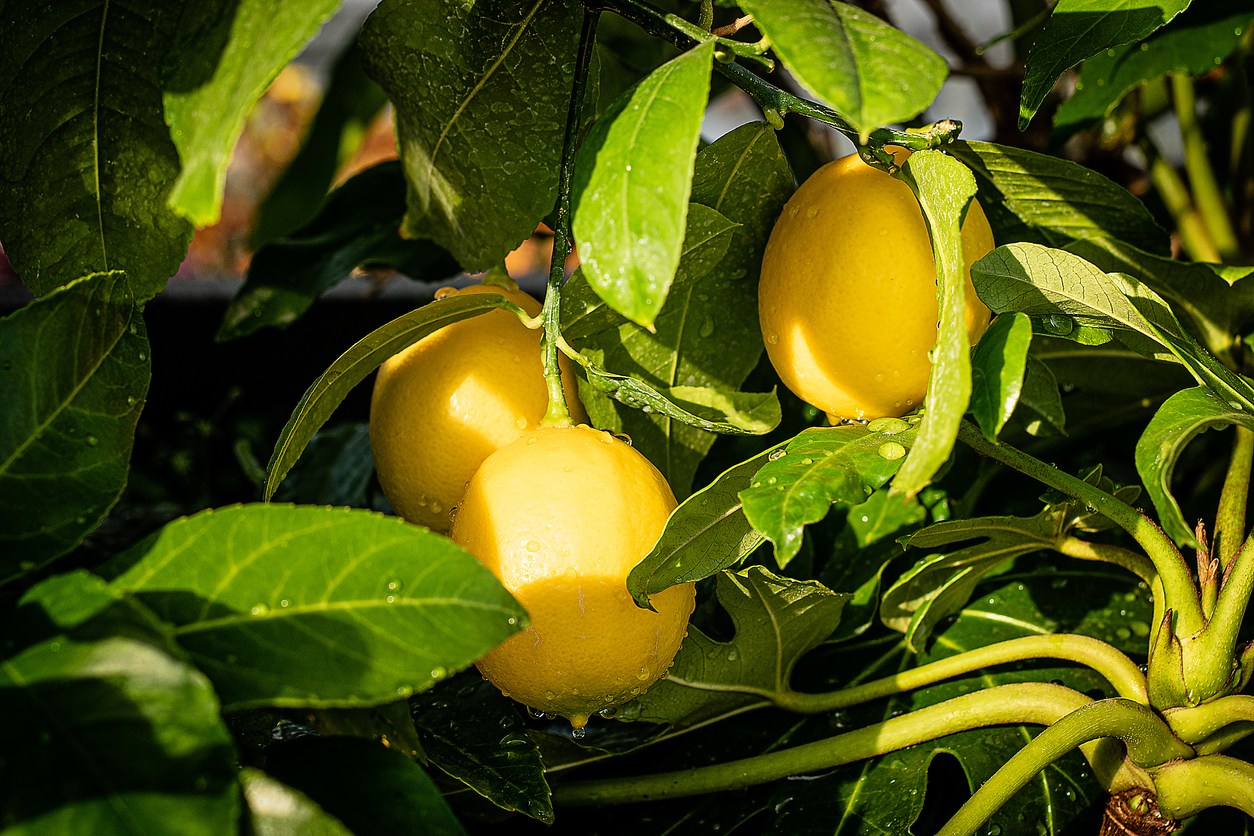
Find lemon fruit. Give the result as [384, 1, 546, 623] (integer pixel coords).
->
[450, 424, 696, 728]
[370, 280, 586, 532]
[758, 147, 995, 422]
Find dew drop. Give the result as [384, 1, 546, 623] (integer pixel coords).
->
[768, 449, 786, 461]
[388, 581, 399, 590]
[877, 442, 906, 460]
[789, 207, 799, 218]
[251, 604, 269, 616]
[517, 417, 530, 430]
[431, 667, 446, 679]
[434, 286, 457, 299]
[386, 595, 396, 603]
[508, 617, 517, 625]
[138, 352, 147, 361]
[544, 690, 556, 700]
[526, 540, 541, 552]
[126, 396, 137, 407]
[767, 333, 779, 345]
[637, 667, 650, 681]
[563, 464, 573, 472]
[85, 435, 99, 447]
[698, 317, 714, 338]
[280, 599, 290, 608]
[806, 207, 819, 218]
[572, 726, 587, 739]
[599, 706, 619, 719]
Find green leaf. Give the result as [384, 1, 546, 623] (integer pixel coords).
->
[410, 673, 553, 823]
[1019, 0, 1193, 128]
[0, 1, 192, 301]
[739, 0, 946, 137]
[0, 272, 149, 582]
[1017, 353, 1068, 436]
[740, 425, 909, 566]
[627, 443, 786, 608]
[1136, 387, 1254, 547]
[1053, 0, 1254, 142]
[621, 566, 848, 729]
[1065, 236, 1254, 365]
[882, 511, 1065, 652]
[819, 488, 930, 643]
[890, 151, 978, 498]
[0, 635, 239, 834]
[263, 292, 518, 501]
[263, 735, 468, 836]
[360, 0, 584, 271]
[572, 40, 714, 326]
[972, 242, 1254, 412]
[564, 122, 794, 496]
[219, 161, 461, 341]
[970, 312, 1034, 440]
[241, 769, 354, 836]
[949, 140, 1170, 256]
[99, 504, 526, 709]
[162, 0, 345, 226]
[251, 43, 390, 248]
[272, 423, 375, 508]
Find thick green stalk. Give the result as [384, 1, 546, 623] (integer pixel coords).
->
[539, 10, 599, 427]
[1173, 74, 1241, 262]
[1144, 140, 1221, 263]
[1152, 755, 1254, 820]
[1196, 528, 1254, 680]
[552, 684, 1091, 806]
[1194, 721, 1254, 756]
[585, 0, 962, 159]
[957, 422, 1204, 635]
[1165, 695, 1254, 744]
[938, 700, 1193, 836]
[773, 634, 1148, 710]
[1215, 426, 1254, 570]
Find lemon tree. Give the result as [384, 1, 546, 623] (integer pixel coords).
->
[7, 1, 1254, 835]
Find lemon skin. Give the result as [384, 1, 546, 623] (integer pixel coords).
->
[758, 148, 995, 422]
[450, 424, 696, 728]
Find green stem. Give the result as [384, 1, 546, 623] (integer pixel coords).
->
[1173, 74, 1241, 262]
[552, 683, 1092, 806]
[586, 0, 963, 155]
[773, 634, 1148, 710]
[1165, 695, 1254, 744]
[1197, 528, 1254, 678]
[698, 0, 712, 31]
[539, 10, 599, 427]
[938, 699, 1193, 836]
[1194, 721, 1254, 756]
[1144, 140, 1221, 263]
[957, 422, 1204, 635]
[1152, 755, 1254, 820]
[1216, 426, 1254, 571]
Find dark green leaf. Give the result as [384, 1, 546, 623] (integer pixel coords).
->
[410, 673, 552, 823]
[1065, 237, 1254, 365]
[220, 162, 460, 341]
[628, 443, 785, 608]
[163, 0, 344, 225]
[264, 735, 468, 836]
[564, 123, 794, 496]
[1019, 0, 1192, 128]
[360, 0, 583, 271]
[950, 140, 1170, 256]
[1017, 353, 1068, 436]
[0, 1, 192, 300]
[1053, 0, 1254, 142]
[970, 312, 1034, 440]
[740, 425, 909, 567]
[1136, 387, 1254, 547]
[309, 698, 426, 762]
[263, 292, 519, 501]
[572, 40, 714, 326]
[241, 769, 353, 836]
[99, 504, 526, 709]
[819, 488, 929, 643]
[0, 635, 238, 834]
[251, 43, 390, 248]
[0, 272, 149, 582]
[739, 0, 946, 137]
[882, 511, 1065, 651]
[272, 423, 375, 508]
[891, 151, 978, 497]
[621, 566, 848, 729]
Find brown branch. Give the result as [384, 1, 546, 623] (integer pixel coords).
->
[712, 14, 753, 38]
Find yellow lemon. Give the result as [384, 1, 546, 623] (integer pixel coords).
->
[758, 148, 994, 422]
[450, 424, 696, 728]
[370, 280, 586, 532]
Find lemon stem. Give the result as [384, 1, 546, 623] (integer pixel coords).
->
[539, 9, 600, 428]
[551, 683, 1097, 806]
[1215, 425, 1254, 571]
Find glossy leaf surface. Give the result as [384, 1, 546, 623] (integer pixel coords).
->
[970, 312, 1034, 440]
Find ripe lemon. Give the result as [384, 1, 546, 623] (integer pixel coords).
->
[758, 147, 994, 422]
[450, 424, 696, 728]
[370, 280, 586, 532]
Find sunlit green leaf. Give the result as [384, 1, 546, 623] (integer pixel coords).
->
[1019, 0, 1192, 128]
[572, 40, 714, 326]
[1017, 353, 1068, 436]
[970, 312, 1034, 440]
[241, 770, 353, 836]
[361, 0, 584, 271]
[739, 0, 945, 137]
[100, 504, 526, 709]
[0, 272, 148, 582]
